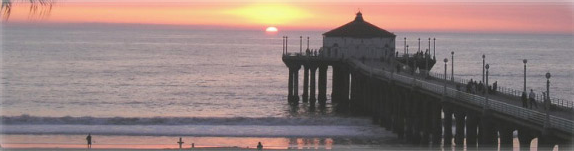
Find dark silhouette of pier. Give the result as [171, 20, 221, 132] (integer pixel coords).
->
[281, 43, 573, 149]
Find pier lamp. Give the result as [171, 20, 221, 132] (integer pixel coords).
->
[485, 64, 490, 109]
[286, 36, 288, 54]
[404, 37, 407, 55]
[428, 38, 431, 55]
[433, 38, 436, 60]
[522, 59, 528, 92]
[451, 51, 454, 81]
[546, 72, 551, 108]
[425, 48, 429, 76]
[299, 36, 303, 54]
[444, 58, 448, 95]
[418, 38, 421, 53]
[545, 72, 552, 126]
[406, 45, 409, 67]
[482, 54, 485, 83]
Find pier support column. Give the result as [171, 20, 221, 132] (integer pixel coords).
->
[396, 89, 405, 140]
[411, 92, 421, 144]
[340, 68, 350, 104]
[421, 99, 431, 145]
[538, 133, 559, 150]
[293, 65, 300, 103]
[517, 128, 534, 150]
[480, 115, 497, 148]
[318, 65, 328, 105]
[309, 66, 317, 105]
[404, 91, 413, 142]
[454, 110, 466, 147]
[377, 82, 385, 126]
[331, 66, 339, 103]
[431, 101, 443, 145]
[466, 113, 479, 149]
[288, 66, 294, 103]
[385, 82, 394, 131]
[443, 105, 453, 146]
[498, 123, 514, 150]
[380, 82, 389, 129]
[302, 66, 309, 102]
[349, 73, 358, 112]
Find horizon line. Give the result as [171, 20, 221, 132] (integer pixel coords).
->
[5, 22, 573, 36]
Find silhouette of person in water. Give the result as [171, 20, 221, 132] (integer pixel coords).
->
[257, 142, 263, 150]
[86, 133, 92, 149]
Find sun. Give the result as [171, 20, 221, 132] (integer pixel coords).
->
[266, 27, 278, 32]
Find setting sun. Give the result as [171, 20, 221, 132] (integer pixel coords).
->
[266, 27, 278, 32]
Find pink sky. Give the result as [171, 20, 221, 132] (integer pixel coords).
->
[4, 1, 573, 34]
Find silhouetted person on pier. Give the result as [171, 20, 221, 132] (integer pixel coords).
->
[478, 81, 484, 94]
[529, 89, 538, 109]
[86, 133, 92, 149]
[521, 92, 528, 108]
[257, 142, 263, 150]
[492, 81, 498, 94]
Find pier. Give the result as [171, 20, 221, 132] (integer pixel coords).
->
[282, 47, 573, 149]
[281, 12, 572, 149]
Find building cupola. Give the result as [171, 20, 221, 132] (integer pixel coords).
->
[354, 11, 364, 22]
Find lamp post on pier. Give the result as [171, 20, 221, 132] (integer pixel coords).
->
[282, 36, 285, 55]
[404, 37, 407, 55]
[482, 54, 485, 83]
[307, 37, 310, 50]
[286, 36, 288, 54]
[428, 38, 431, 55]
[444, 58, 448, 96]
[522, 59, 528, 92]
[485, 64, 490, 110]
[433, 38, 436, 60]
[418, 38, 421, 53]
[425, 48, 428, 76]
[451, 51, 454, 81]
[546, 72, 551, 110]
[406, 45, 409, 68]
[544, 72, 551, 130]
[299, 36, 303, 55]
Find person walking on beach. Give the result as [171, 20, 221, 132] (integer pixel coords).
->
[529, 89, 538, 109]
[521, 92, 528, 108]
[257, 142, 263, 150]
[86, 133, 92, 149]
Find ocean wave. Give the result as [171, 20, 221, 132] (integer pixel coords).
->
[1, 125, 390, 138]
[1, 115, 371, 126]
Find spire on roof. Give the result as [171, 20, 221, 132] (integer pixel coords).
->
[354, 11, 363, 22]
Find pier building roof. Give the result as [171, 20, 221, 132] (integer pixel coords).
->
[323, 12, 396, 38]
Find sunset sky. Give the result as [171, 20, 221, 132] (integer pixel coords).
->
[4, 0, 573, 34]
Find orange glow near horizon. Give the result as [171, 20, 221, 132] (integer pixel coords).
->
[4, 2, 573, 34]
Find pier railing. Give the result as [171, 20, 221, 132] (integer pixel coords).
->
[424, 70, 574, 110]
[348, 59, 573, 134]
[284, 53, 573, 110]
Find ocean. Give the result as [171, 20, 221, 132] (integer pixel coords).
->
[0, 23, 572, 149]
